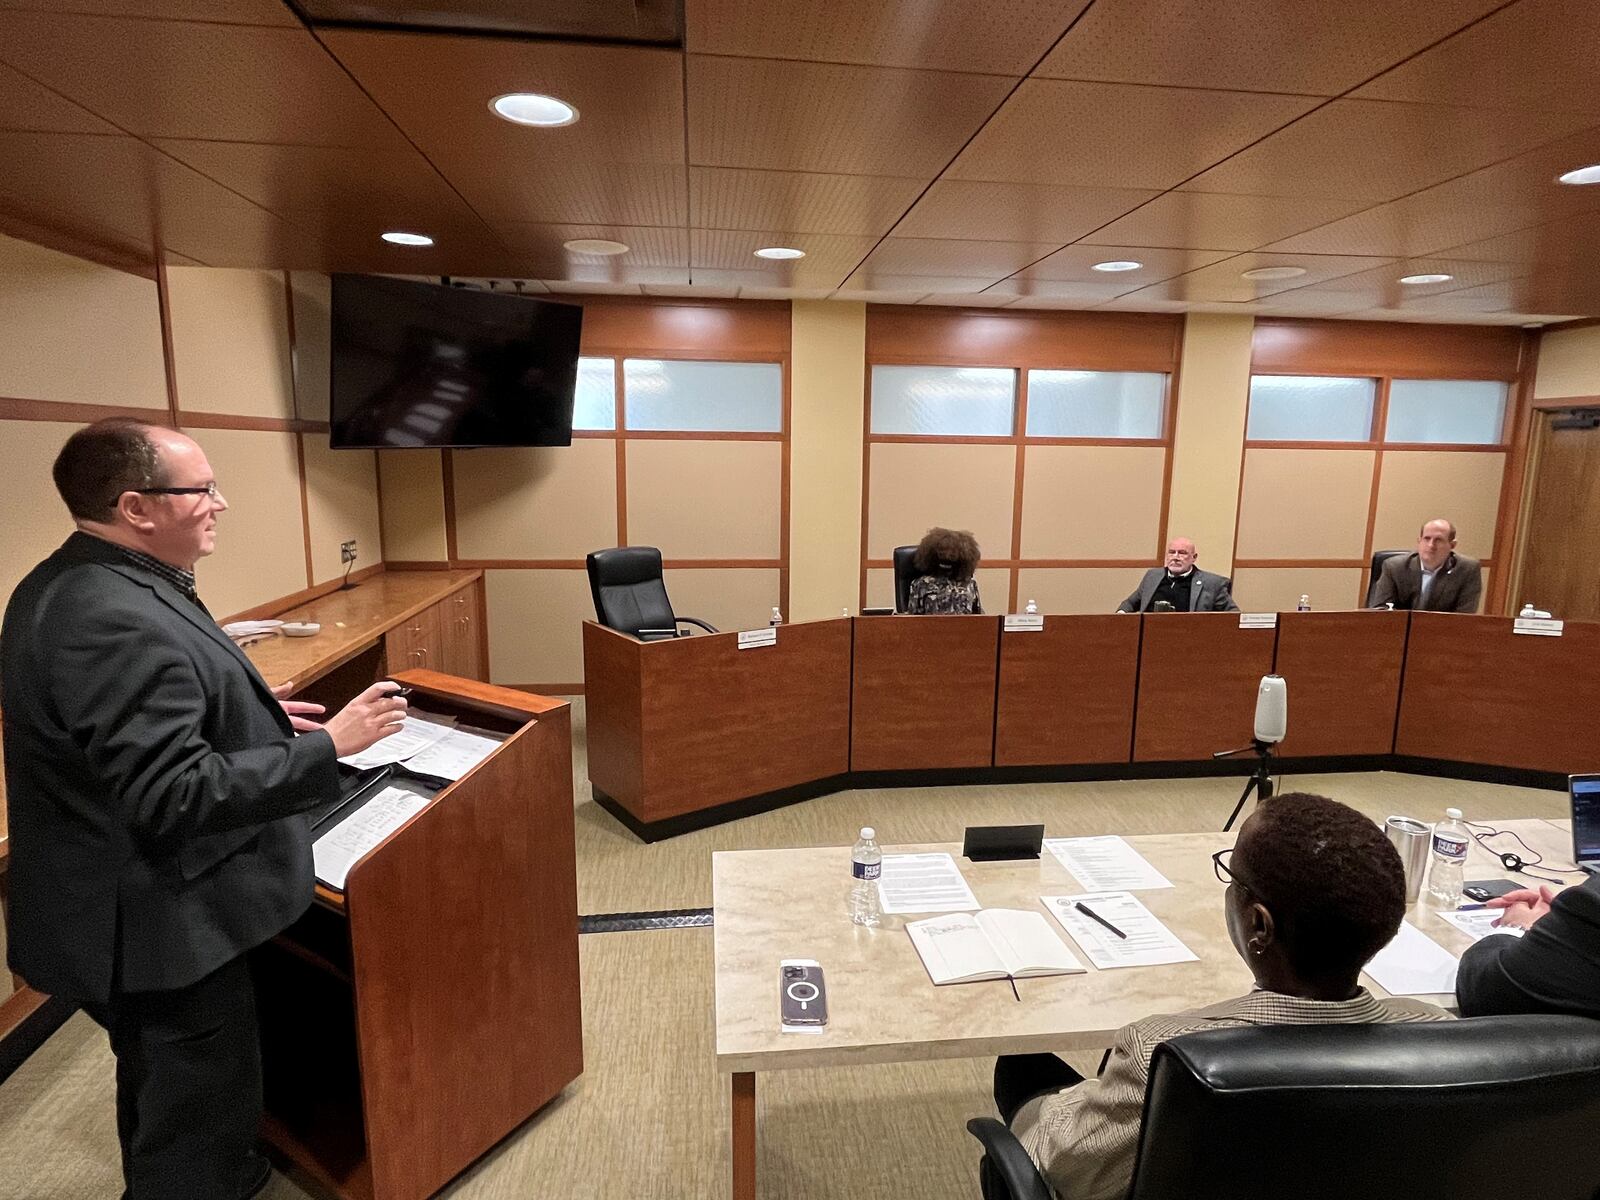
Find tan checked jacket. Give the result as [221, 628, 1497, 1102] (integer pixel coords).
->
[1012, 988, 1452, 1200]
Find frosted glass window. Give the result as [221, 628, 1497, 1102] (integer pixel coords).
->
[573, 356, 615, 430]
[1247, 375, 1376, 441]
[870, 365, 1016, 436]
[1026, 370, 1166, 438]
[1385, 379, 1508, 445]
[623, 359, 782, 432]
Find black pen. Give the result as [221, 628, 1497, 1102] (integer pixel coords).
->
[1075, 901, 1128, 940]
[1008, 977, 1021, 1002]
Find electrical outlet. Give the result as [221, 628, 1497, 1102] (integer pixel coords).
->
[340, 540, 358, 565]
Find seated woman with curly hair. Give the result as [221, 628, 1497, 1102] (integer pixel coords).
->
[906, 527, 983, 614]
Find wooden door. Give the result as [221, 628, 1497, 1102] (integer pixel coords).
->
[386, 602, 443, 676]
[1515, 410, 1600, 621]
[441, 582, 485, 681]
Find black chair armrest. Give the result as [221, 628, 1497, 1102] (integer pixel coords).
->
[676, 616, 719, 634]
[966, 1117, 1052, 1200]
[635, 628, 682, 641]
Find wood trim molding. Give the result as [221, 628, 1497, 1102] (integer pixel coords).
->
[864, 557, 1151, 570]
[178, 413, 331, 433]
[382, 560, 453, 571]
[0, 397, 171, 425]
[294, 433, 314, 589]
[1496, 331, 1545, 614]
[1529, 394, 1600, 411]
[1243, 439, 1510, 452]
[441, 449, 459, 562]
[155, 257, 181, 426]
[220, 561, 386, 624]
[0, 207, 155, 280]
[450, 558, 782, 571]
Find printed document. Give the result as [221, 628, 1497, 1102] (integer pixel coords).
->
[402, 726, 503, 781]
[1437, 909, 1527, 943]
[1363, 920, 1460, 995]
[313, 786, 430, 890]
[336, 716, 450, 770]
[1042, 892, 1198, 969]
[906, 909, 1085, 985]
[1044, 836, 1173, 891]
[877, 853, 981, 914]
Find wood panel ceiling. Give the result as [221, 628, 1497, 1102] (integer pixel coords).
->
[2, 0, 1600, 322]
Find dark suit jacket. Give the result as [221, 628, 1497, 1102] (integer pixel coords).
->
[1455, 875, 1600, 1020]
[2, 533, 338, 1001]
[1117, 567, 1239, 614]
[1368, 551, 1481, 613]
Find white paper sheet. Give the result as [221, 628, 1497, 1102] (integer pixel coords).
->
[1437, 909, 1527, 943]
[1042, 892, 1198, 969]
[312, 786, 430, 890]
[876, 853, 981, 914]
[1364, 920, 1460, 996]
[401, 727, 503, 781]
[1044, 836, 1173, 891]
[336, 716, 451, 770]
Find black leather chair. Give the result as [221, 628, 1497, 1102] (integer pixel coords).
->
[1367, 548, 1410, 605]
[892, 545, 919, 613]
[585, 547, 718, 641]
[968, 1015, 1600, 1200]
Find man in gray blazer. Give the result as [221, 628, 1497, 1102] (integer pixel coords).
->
[1117, 537, 1239, 613]
[1368, 518, 1482, 613]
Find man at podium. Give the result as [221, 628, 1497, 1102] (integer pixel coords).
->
[2, 420, 407, 1200]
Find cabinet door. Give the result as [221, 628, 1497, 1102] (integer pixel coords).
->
[441, 581, 485, 681]
[386, 602, 443, 676]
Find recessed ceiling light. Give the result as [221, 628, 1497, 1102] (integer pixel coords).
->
[1241, 266, 1307, 280]
[1557, 164, 1600, 185]
[1091, 260, 1143, 272]
[489, 92, 579, 127]
[1400, 272, 1453, 284]
[563, 239, 629, 256]
[381, 231, 434, 247]
[755, 246, 805, 260]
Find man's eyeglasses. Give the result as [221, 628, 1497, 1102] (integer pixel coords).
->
[1212, 847, 1269, 903]
[134, 482, 222, 500]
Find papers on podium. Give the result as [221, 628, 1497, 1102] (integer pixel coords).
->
[313, 785, 429, 891]
[337, 716, 449, 770]
[1437, 909, 1526, 943]
[1042, 892, 1198, 969]
[336, 715, 502, 781]
[1364, 920, 1460, 995]
[1044, 836, 1173, 891]
[877, 853, 981, 914]
[907, 909, 1086, 986]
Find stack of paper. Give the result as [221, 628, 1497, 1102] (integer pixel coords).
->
[312, 786, 430, 890]
[1042, 892, 1198, 969]
[336, 716, 451, 770]
[1363, 921, 1461, 995]
[1044, 836, 1173, 891]
[877, 853, 981, 914]
[403, 726, 503, 781]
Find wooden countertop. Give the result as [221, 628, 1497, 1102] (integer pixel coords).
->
[243, 570, 481, 691]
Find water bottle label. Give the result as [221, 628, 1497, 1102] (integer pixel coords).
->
[1432, 833, 1469, 859]
[852, 860, 880, 881]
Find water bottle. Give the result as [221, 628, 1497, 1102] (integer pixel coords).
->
[849, 826, 882, 927]
[770, 606, 783, 627]
[1520, 603, 1536, 618]
[1297, 594, 1311, 612]
[1024, 598, 1039, 615]
[1428, 807, 1470, 905]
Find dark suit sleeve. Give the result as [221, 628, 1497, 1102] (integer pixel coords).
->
[1211, 577, 1240, 612]
[1451, 561, 1483, 614]
[1456, 879, 1600, 1018]
[1116, 575, 1144, 613]
[47, 598, 338, 850]
[1369, 562, 1400, 609]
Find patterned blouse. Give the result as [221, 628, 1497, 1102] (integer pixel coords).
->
[906, 574, 982, 615]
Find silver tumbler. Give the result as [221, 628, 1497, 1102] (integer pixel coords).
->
[1385, 815, 1431, 903]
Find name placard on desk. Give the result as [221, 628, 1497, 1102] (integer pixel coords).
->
[737, 628, 778, 650]
[1003, 614, 1044, 633]
[1513, 617, 1564, 637]
[1239, 612, 1278, 629]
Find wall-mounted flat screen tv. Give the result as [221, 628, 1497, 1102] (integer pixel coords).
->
[329, 274, 583, 448]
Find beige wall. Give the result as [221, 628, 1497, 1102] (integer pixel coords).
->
[166, 267, 295, 419]
[1166, 313, 1254, 576]
[1235, 448, 1376, 560]
[1020, 445, 1165, 559]
[1533, 324, 1600, 399]
[453, 442, 617, 560]
[789, 300, 865, 620]
[1371, 450, 1505, 561]
[867, 442, 1016, 561]
[1230, 567, 1367, 613]
[376, 450, 448, 561]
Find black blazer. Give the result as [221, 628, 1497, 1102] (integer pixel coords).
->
[1456, 875, 1600, 1020]
[1368, 551, 1482, 613]
[2, 533, 338, 1001]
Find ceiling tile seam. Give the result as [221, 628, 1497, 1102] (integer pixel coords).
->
[1235, 261, 1534, 306]
[831, 0, 1107, 291]
[681, 41, 699, 283]
[0, 10, 304, 31]
[301, 23, 520, 259]
[684, 49, 1020, 82]
[969, 0, 1557, 298]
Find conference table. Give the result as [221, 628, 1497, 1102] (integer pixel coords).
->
[584, 610, 1600, 839]
[712, 818, 1579, 1200]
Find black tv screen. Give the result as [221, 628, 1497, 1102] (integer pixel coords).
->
[329, 274, 583, 449]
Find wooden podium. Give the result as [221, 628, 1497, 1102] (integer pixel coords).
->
[255, 669, 582, 1200]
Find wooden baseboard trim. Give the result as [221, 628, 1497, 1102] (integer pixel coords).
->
[220, 562, 387, 624]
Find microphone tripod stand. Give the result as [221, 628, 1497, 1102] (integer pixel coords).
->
[1214, 740, 1278, 832]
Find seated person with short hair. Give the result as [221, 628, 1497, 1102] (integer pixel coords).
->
[989, 793, 1451, 1200]
[905, 527, 983, 615]
[1455, 877, 1600, 1020]
[1115, 537, 1238, 613]
[1368, 518, 1482, 613]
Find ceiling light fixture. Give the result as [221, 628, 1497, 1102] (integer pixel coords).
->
[1399, 272, 1453, 284]
[755, 246, 805, 260]
[563, 239, 630, 255]
[490, 92, 579, 127]
[1091, 260, 1142, 272]
[381, 231, 434, 246]
[1557, 164, 1600, 185]
[1241, 266, 1306, 280]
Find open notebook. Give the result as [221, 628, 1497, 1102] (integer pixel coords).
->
[906, 909, 1086, 985]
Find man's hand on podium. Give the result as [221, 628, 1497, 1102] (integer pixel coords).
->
[271, 681, 326, 733]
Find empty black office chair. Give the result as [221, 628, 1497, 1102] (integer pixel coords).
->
[968, 1015, 1600, 1200]
[892, 544, 919, 613]
[585, 546, 718, 641]
[1367, 548, 1410, 605]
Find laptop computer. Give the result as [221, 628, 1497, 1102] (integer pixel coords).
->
[1570, 774, 1600, 876]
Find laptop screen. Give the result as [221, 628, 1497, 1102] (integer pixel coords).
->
[1572, 775, 1600, 863]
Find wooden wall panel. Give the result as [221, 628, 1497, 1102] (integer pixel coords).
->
[1133, 614, 1276, 761]
[579, 298, 790, 355]
[1272, 610, 1407, 757]
[1251, 318, 1523, 379]
[995, 615, 1139, 765]
[850, 615, 998, 770]
[866, 306, 1182, 370]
